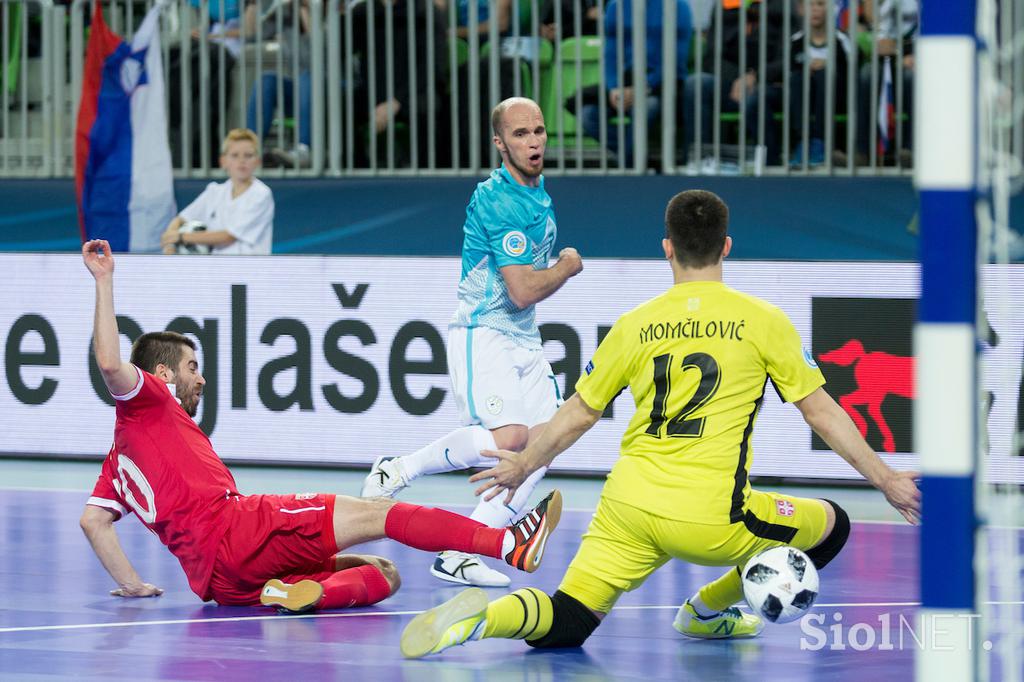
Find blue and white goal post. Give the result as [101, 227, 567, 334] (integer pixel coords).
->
[914, 0, 980, 680]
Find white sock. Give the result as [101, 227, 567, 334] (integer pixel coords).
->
[500, 530, 514, 557]
[469, 465, 549, 527]
[688, 593, 720, 618]
[398, 426, 497, 480]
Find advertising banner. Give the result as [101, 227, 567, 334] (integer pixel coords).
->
[3, 254, 1022, 482]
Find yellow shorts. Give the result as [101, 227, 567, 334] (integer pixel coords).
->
[559, 490, 829, 613]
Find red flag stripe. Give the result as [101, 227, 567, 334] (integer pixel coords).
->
[74, 2, 123, 242]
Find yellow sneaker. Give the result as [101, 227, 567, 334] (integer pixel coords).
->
[260, 579, 323, 614]
[672, 601, 764, 639]
[400, 587, 488, 659]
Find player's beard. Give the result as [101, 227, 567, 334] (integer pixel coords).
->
[511, 147, 543, 179]
[501, 138, 544, 180]
[176, 379, 202, 417]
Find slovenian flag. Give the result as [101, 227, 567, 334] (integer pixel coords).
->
[75, 2, 175, 252]
[835, 0, 849, 31]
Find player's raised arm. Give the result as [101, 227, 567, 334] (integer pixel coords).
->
[795, 386, 921, 524]
[501, 246, 583, 309]
[82, 240, 139, 396]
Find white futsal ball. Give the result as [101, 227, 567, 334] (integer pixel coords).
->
[741, 546, 819, 624]
[176, 220, 212, 255]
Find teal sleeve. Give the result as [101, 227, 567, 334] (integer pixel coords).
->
[477, 193, 533, 268]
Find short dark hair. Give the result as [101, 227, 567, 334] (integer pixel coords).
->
[129, 332, 196, 374]
[664, 190, 729, 268]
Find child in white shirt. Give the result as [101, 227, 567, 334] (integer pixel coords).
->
[161, 128, 274, 255]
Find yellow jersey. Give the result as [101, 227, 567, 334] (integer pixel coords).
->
[575, 280, 824, 524]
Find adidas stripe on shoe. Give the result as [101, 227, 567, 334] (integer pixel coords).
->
[504, 490, 562, 573]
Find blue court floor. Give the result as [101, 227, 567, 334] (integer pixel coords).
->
[0, 467, 1019, 681]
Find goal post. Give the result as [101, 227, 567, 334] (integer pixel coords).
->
[914, 0, 979, 680]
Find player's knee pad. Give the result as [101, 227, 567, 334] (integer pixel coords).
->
[805, 499, 850, 570]
[526, 590, 601, 649]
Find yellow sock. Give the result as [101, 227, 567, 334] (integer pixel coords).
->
[481, 587, 553, 641]
[698, 567, 744, 613]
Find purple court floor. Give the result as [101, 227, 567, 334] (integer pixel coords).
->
[0, 488, 1009, 681]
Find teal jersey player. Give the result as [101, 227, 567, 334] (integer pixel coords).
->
[451, 164, 558, 350]
[361, 98, 583, 589]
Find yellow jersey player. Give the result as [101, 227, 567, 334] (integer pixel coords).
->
[399, 189, 921, 658]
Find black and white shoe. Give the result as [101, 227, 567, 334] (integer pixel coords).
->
[430, 550, 511, 587]
[360, 456, 409, 498]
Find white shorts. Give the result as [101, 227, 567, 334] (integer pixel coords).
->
[447, 326, 562, 430]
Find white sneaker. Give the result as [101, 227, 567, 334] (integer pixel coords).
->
[430, 551, 511, 587]
[360, 456, 409, 498]
[271, 143, 311, 169]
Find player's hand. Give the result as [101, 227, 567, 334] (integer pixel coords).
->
[333, 553, 395, 574]
[110, 582, 163, 598]
[880, 469, 921, 525]
[470, 449, 534, 503]
[82, 240, 115, 279]
[558, 247, 583, 277]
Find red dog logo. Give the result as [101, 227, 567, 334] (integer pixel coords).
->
[818, 339, 914, 453]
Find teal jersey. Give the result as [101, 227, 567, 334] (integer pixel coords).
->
[450, 165, 557, 349]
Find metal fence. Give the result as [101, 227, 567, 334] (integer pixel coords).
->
[1, 0, 1014, 178]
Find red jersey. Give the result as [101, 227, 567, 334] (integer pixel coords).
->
[87, 366, 240, 600]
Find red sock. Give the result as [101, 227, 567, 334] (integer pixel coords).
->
[384, 502, 506, 558]
[318, 565, 393, 610]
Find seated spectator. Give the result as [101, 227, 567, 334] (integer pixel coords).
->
[449, 0, 539, 164]
[682, 0, 791, 165]
[168, 0, 242, 168]
[579, 0, 692, 167]
[161, 129, 274, 256]
[348, 0, 449, 168]
[539, 0, 600, 40]
[244, 0, 312, 169]
[782, 0, 853, 166]
[453, 0, 512, 40]
[855, 0, 916, 166]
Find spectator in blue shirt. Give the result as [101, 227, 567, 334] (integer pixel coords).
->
[579, 0, 692, 167]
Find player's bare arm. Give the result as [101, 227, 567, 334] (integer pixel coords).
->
[795, 387, 922, 524]
[472, 393, 602, 502]
[501, 247, 583, 309]
[79, 505, 163, 598]
[83, 240, 139, 396]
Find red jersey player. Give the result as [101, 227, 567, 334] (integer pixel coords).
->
[79, 239, 563, 613]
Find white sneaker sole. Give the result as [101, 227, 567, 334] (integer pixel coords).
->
[400, 588, 488, 659]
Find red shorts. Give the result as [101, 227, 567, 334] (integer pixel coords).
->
[208, 493, 339, 605]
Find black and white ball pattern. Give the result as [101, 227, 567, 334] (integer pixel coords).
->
[742, 546, 819, 624]
[176, 220, 212, 255]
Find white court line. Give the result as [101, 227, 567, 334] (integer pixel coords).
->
[10, 600, 1021, 635]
